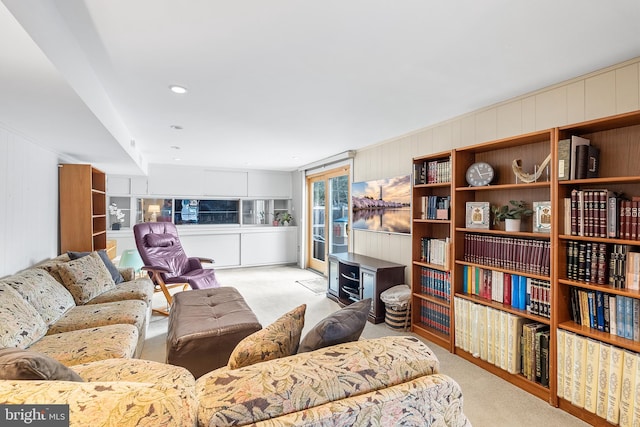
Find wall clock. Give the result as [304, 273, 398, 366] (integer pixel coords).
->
[465, 162, 494, 186]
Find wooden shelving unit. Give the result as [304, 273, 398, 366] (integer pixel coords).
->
[409, 110, 640, 426]
[59, 164, 107, 254]
[410, 151, 453, 351]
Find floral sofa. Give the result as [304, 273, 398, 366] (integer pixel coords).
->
[196, 335, 471, 426]
[0, 252, 155, 365]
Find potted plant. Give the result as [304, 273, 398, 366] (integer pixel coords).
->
[491, 200, 533, 231]
[277, 211, 293, 226]
[109, 203, 125, 230]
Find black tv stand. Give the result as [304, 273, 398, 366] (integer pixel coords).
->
[327, 252, 405, 323]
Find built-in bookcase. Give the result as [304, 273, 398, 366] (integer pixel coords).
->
[411, 151, 453, 351]
[410, 110, 640, 426]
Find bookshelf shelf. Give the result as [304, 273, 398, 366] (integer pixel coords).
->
[412, 292, 450, 308]
[412, 322, 450, 349]
[413, 260, 449, 272]
[558, 321, 640, 352]
[455, 227, 551, 240]
[456, 181, 551, 191]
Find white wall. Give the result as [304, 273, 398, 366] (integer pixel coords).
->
[351, 57, 640, 283]
[0, 125, 59, 277]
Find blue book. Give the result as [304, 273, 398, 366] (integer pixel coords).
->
[463, 265, 469, 294]
[617, 295, 625, 338]
[625, 296, 634, 340]
[587, 291, 596, 329]
[519, 275, 527, 310]
[595, 291, 605, 331]
[511, 274, 519, 308]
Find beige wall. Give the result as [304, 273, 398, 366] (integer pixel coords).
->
[351, 57, 640, 282]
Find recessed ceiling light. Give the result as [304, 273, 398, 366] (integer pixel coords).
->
[170, 125, 183, 130]
[170, 145, 181, 150]
[169, 85, 188, 94]
[173, 157, 182, 161]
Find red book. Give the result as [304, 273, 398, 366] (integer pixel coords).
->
[625, 200, 633, 239]
[571, 189, 579, 235]
[504, 273, 512, 305]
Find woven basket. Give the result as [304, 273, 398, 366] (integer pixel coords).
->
[385, 305, 410, 331]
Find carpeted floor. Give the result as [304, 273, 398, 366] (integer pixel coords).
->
[141, 265, 589, 427]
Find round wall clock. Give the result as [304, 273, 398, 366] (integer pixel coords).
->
[465, 162, 494, 186]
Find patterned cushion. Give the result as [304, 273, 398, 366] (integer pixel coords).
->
[29, 324, 139, 366]
[0, 348, 83, 381]
[57, 252, 117, 304]
[197, 336, 440, 426]
[2, 268, 76, 326]
[298, 298, 371, 353]
[47, 300, 147, 336]
[227, 304, 306, 369]
[86, 277, 154, 306]
[68, 250, 125, 284]
[0, 283, 48, 348]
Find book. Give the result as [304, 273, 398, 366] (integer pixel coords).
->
[572, 334, 587, 407]
[575, 144, 590, 179]
[632, 352, 640, 427]
[586, 145, 600, 178]
[619, 350, 637, 427]
[557, 138, 571, 180]
[539, 330, 550, 387]
[583, 338, 600, 413]
[607, 346, 624, 424]
[563, 331, 575, 400]
[557, 329, 565, 399]
[596, 342, 611, 418]
[570, 135, 590, 180]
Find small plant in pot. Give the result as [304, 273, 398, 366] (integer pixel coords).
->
[277, 211, 293, 226]
[491, 200, 533, 231]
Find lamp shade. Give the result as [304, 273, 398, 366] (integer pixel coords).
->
[118, 249, 144, 273]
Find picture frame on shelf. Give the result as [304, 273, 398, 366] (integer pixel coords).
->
[533, 201, 552, 233]
[466, 202, 490, 229]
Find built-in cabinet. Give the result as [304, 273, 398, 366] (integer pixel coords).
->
[59, 164, 107, 253]
[328, 252, 405, 323]
[410, 110, 640, 426]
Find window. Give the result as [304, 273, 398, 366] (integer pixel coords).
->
[174, 199, 239, 225]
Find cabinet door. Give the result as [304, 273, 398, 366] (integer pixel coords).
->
[328, 258, 339, 296]
[361, 268, 376, 315]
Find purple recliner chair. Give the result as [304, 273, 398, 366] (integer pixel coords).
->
[134, 222, 220, 314]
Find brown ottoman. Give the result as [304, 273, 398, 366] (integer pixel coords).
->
[166, 287, 262, 378]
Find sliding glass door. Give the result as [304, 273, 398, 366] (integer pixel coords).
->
[307, 167, 350, 274]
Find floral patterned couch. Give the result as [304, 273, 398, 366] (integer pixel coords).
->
[196, 335, 472, 427]
[0, 252, 155, 365]
[0, 357, 198, 426]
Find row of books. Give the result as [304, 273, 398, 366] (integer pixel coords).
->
[454, 298, 550, 387]
[569, 287, 640, 342]
[557, 135, 599, 181]
[419, 237, 450, 268]
[557, 330, 640, 426]
[419, 195, 450, 220]
[462, 265, 551, 319]
[413, 157, 451, 185]
[418, 266, 451, 302]
[418, 299, 450, 335]
[463, 233, 550, 276]
[565, 189, 640, 240]
[565, 241, 640, 289]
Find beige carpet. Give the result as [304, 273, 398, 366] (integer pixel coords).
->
[141, 265, 589, 427]
[295, 276, 328, 295]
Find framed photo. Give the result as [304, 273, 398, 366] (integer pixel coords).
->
[533, 201, 552, 233]
[466, 202, 490, 229]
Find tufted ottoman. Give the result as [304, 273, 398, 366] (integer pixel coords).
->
[166, 287, 262, 378]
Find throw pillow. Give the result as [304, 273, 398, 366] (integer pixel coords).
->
[144, 233, 175, 247]
[57, 251, 117, 304]
[0, 348, 83, 381]
[228, 304, 306, 369]
[68, 249, 124, 284]
[298, 298, 371, 353]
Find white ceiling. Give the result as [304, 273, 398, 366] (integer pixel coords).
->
[2, 1, 640, 176]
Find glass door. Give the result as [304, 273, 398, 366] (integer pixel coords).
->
[307, 167, 350, 274]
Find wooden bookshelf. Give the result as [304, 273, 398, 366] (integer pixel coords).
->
[59, 164, 107, 254]
[411, 151, 454, 351]
[410, 109, 640, 426]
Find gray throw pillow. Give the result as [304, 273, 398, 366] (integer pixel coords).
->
[68, 249, 124, 284]
[0, 348, 83, 381]
[298, 298, 371, 353]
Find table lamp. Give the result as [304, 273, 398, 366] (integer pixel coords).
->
[118, 249, 144, 277]
[148, 204, 161, 222]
